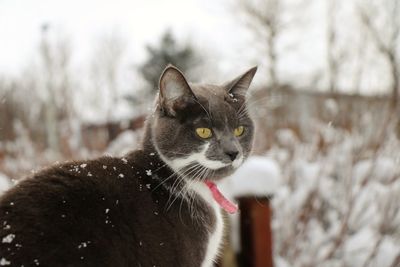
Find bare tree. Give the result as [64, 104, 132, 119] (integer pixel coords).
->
[40, 24, 60, 153]
[326, 0, 339, 92]
[236, 0, 282, 87]
[90, 31, 127, 121]
[38, 23, 76, 153]
[352, 27, 368, 93]
[358, 0, 400, 108]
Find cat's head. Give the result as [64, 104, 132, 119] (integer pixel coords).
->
[151, 65, 257, 181]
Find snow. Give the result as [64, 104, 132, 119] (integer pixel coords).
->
[268, 127, 400, 267]
[324, 98, 339, 116]
[353, 157, 396, 184]
[1, 234, 15, 243]
[343, 227, 376, 266]
[348, 183, 381, 230]
[106, 130, 142, 157]
[78, 241, 90, 249]
[219, 156, 281, 198]
[374, 237, 400, 267]
[0, 173, 11, 195]
[275, 129, 299, 148]
[0, 258, 10, 266]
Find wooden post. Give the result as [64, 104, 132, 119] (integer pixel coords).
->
[238, 197, 274, 267]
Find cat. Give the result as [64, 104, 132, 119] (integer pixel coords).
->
[0, 65, 257, 267]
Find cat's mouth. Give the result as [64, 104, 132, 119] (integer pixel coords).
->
[188, 155, 245, 181]
[198, 155, 244, 171]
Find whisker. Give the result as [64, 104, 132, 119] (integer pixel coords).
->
[151, 170, 177, 192]
[166, 164, 202, 211]
[186, 165, 207, 218]
[180, 164, 204, 220]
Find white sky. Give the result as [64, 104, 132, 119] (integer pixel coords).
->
[0, 0, 394, 94]
[0, 0, 255, 77]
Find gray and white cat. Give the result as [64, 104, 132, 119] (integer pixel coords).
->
[0, 65, 257, 267]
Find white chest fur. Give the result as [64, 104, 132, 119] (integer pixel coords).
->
[187, 181, 224, 267]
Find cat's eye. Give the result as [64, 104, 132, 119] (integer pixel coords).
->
[196, 128, 212, 139]
[234, 126, 245, 137]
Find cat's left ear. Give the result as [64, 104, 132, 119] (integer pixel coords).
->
[224, 66, 258, 97]
[158, 65, 197, 116]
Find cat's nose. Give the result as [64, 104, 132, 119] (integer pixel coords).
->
[225, 151, 239, 161]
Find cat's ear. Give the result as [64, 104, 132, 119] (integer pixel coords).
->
[158, 65, 197, 116]
[224, 66, 258, 97]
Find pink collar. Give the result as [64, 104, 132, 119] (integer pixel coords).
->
[204, 181, 238, 214]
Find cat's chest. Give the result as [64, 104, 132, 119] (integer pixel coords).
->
[187, 181, 224, 267]
[129, 157, 224, 266]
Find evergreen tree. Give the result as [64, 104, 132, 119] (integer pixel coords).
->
[139, 31, 201, 93]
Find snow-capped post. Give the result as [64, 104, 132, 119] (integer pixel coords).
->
[239, 196, 273, 267]
[219, 156, 280, 267]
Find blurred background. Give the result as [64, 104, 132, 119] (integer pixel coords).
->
[1, 0, 400, 266]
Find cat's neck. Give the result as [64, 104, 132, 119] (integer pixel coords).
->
[137, 118, 195, 195]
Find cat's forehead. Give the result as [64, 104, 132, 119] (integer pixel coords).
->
[190, 83, 240, 126]
[190, 83, 227, 99]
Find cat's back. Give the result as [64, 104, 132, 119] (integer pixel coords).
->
[0, 151, 160, 266]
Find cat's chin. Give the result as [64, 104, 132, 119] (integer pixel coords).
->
[199, 165, 237, 181]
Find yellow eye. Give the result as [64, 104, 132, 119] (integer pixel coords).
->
[234, 126, 245, 137]
[196, 128, 212, 139]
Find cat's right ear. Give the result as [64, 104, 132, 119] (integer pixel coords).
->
[158, 65, 196, 116]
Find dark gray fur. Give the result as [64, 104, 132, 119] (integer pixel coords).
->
[0, 65, 257, 267]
